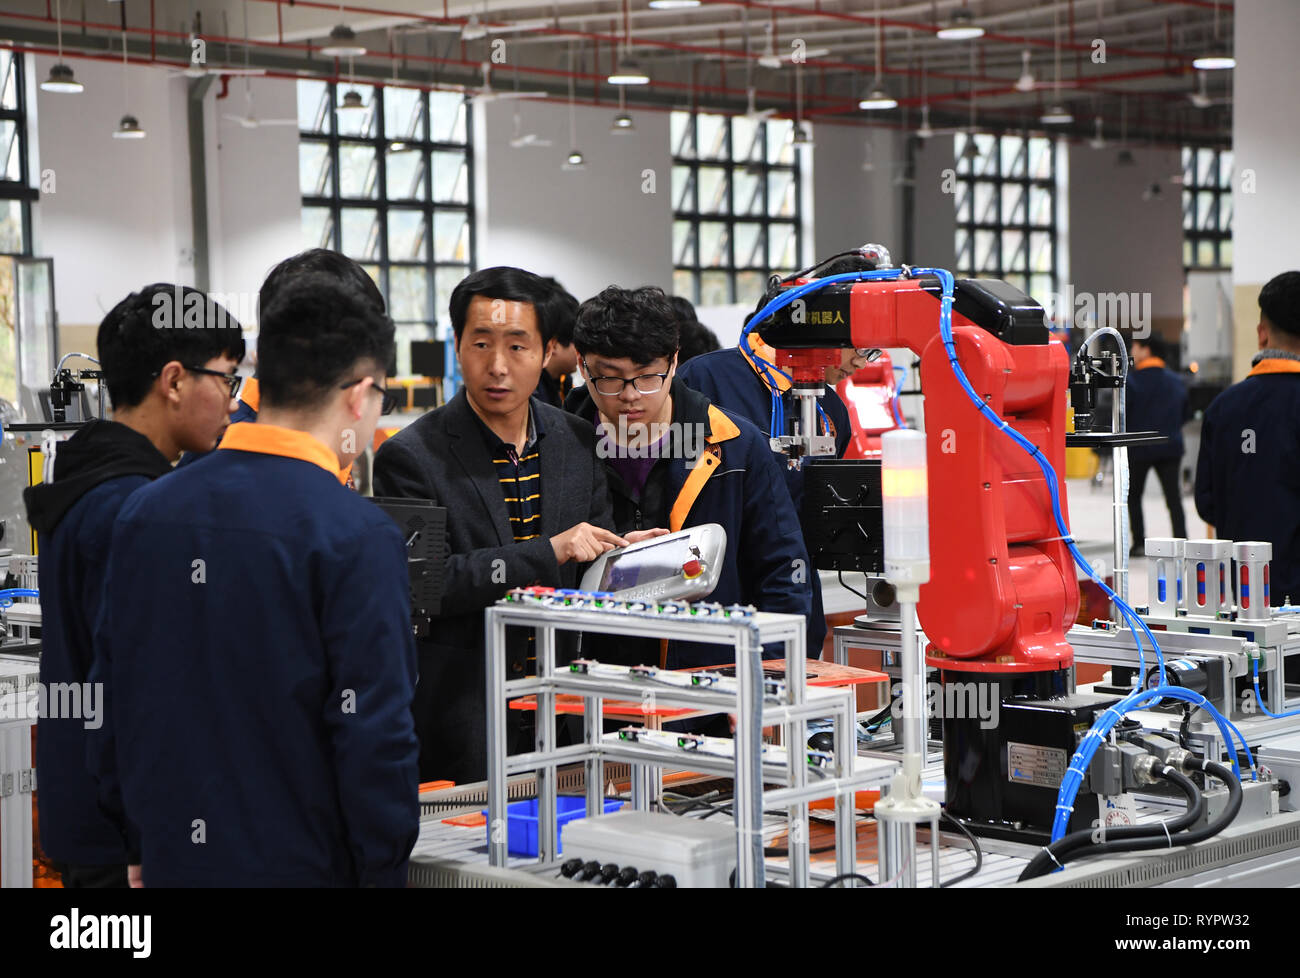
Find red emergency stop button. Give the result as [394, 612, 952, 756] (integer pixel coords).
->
[682, 559, 703, 579]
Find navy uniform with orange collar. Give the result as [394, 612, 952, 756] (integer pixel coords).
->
[1196, 350, 1300, 604]
[567, 378, 811, 668]
[676, 334, 850, 656]
[1125, 350, 1189, 549]
[91, 421, 419, 886]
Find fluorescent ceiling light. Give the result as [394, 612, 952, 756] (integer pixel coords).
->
[321, 24, 366, 58]
[648, 0, 700, 8]
[1040, 104, 1073, 124]
[611, 112, 635, 132]
[1192, 54, 1235, 70]
[937, 8, 985, 41]
[858, 84, 897, 110]
[608, 59, 650, 85]
[112, 114, 146, 139]
[40, 63, 83, 93]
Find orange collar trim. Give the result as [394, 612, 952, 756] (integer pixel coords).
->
[239, 376, 260, 413]
[1135, 357, 1165, 370]
[740, 333, 792, 394]
[1249, 358, 1300, 377]
[218, 422, 342, 479]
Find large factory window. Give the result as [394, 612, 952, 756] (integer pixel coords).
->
[953, 132, 1057, 306]
[0, 49, 33, 256]
[670, 111, 805, 308]
[298, 80, 474, 376]
[1182, 146, 1232, 270]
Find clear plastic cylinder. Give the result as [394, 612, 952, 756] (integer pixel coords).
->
[881, 429, 930, 589]
[1234, 541, 1273, 621]
[1184, 539, 1233, 618]
[1145, 537, 1183, 617]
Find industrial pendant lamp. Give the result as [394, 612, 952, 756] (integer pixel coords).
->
[610, 88, 635, 133]
[859, 0, 896, 111]
[1192, 1, 1234, 70]
[41, 1, 84, 93]
[1039, 9, 1072, 125]
[608, 2, 649, 84]
[321, 4, 367, 57]
[563, 49, 585, 170]
[111, 31, 145, 139]
[936, 5, 984, 42]
[338, 57, 366, 111]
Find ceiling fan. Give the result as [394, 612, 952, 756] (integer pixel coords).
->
[464, 62, 546, 103]
[1188, 71, 1231, 108]
[422, 0, 552, 40]
[168, 11, 264, 79]
[223, 78, 296, 129]
[757, 20, 829, 69]
[509, 103, 553, 147]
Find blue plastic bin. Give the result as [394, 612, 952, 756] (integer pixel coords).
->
[484, 796, 625, 857]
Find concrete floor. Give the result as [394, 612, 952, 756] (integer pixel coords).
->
[1064, 470, 1208, 607]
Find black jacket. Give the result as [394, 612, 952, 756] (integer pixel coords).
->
[23, 421, 171, 865]
[372, 389, 616, 784]
[1195, 360, 1300, 604]
[1126, 358, 1188, 464]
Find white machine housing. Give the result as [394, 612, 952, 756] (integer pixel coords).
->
[561, 810, 736, 887]
[580, 523, 726, 602]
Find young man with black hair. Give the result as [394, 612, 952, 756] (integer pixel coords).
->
[1126, 335, 1189, 554]
[177, 247, 386, 474]
[533, 278, 580, 408]
[1196, 271, 1300, 603]
[676, 291, 863, 658]
[373, 265, 640, 785]
[23, 284, 245, 888]
[566, 285, 811, 668]
[91, 273, 418, 887]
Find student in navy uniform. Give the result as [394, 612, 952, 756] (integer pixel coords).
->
[566, 285, 811, 668]
[532, 278, 579, 408]
[23, 284, 245, 888]
[176, 247, 386, 477]
[1126, 336, 1189, 555]
[676, 297, 865, 658]
[373, 266, 644, 785]
[91, 272, 418, 887]
[1196, 271, 1300, 604]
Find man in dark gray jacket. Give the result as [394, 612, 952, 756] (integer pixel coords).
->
[374, 266, 642, 784]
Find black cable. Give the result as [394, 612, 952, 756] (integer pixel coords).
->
[1178, 705, 1194, 751]
[821, 872, 875, 888]
[1018, 764, 1209, 881]
[782, 250, 866, 284]
[938, 811, 983, 887]
[838, 571, 870, 603]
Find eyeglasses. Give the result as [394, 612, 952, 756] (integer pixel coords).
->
[582, 358, 670, 397]
[182, 365, 243, 398]
[340, 376, 400, 415]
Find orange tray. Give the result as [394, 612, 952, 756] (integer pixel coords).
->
[508, 658, 888, 718]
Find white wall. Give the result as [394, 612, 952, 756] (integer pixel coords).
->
[475, 99, 672, 302]
[811, 123, 902, 259]
[1231, 0, 1300, 378]
[32, 54, 194, 331]
[910, 134, 957, 269]
[208, 77, 302, 315]
[1067, 143, 1184, 334]
[31, 56, 300, 353]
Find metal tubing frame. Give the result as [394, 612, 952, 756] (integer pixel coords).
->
[484, 601, 880, 886]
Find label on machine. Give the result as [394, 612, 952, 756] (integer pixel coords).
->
[1007, 742, 1068, 789]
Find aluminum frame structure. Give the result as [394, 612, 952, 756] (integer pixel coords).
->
[484, 596, 880, 888]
